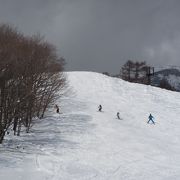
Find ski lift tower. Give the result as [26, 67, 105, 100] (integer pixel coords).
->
[146, 66, 154, 85]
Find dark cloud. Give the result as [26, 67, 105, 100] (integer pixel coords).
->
[0, 0, 180, 73]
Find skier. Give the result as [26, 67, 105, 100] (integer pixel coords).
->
[55, 104, 60, 113]
[98, 105, 102, 112]
[147, 113, 155, 124]
[117, 112, 120, 119]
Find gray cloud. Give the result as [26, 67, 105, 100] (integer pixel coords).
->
[0, 0, 180, 73]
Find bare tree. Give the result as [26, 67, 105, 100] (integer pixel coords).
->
[120, 60, 152, 84]
[0, 24, 66, 143]
[120, 60, 134, 81]
[159, 78, 175, 91]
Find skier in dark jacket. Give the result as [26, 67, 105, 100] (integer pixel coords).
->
[147, 114, 155, 124]
[98, 105, 102, 112]
[117, 112, 120, 119]
[55, 104, 60, 113]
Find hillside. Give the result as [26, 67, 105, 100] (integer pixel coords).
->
[152, 67, 180, 91]
[1, 71, 180, 180]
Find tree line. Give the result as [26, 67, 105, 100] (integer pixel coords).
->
[120, 60, 152, 84]
[0, 24, 66, 143]
[120, 60, 175, 90]
[103, 60, 175, 91]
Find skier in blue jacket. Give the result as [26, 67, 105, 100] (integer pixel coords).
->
[147, 113, 155, 124]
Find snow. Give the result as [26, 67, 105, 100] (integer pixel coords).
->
[1, 71, 180, 180]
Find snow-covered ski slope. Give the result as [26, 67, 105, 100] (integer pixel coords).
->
[1, 71, 180, 180]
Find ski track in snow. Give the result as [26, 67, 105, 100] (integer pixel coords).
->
[1, 71, 180, 180]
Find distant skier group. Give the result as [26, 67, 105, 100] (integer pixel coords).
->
[98, 104, 121, 120]
[54, 103, 155, 125]
[98, 104, 155, 124]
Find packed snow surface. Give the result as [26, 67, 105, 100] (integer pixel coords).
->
[1, 71, 180, 180]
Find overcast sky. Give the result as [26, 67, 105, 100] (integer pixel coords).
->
[0, 0, 180, 73]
